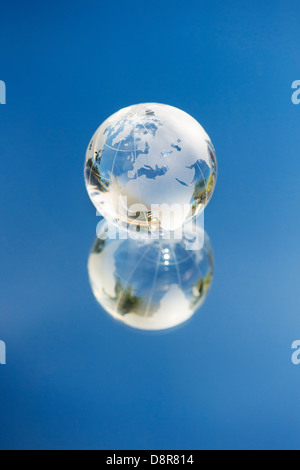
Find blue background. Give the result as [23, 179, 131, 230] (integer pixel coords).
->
[1, 0, 300, 450]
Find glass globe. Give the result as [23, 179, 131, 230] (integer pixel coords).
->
[84, 103, 217, 233]
[88, 220, 214, 331]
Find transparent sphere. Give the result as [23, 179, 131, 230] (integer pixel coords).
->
[84, 103, 217, 233]
[88, 220, 214, 331]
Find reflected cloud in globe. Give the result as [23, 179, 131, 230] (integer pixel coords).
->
[88, 220, 214, 331]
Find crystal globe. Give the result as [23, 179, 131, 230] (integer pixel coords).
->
[84, 103, 217, 233]
[88, 220, 214, 331]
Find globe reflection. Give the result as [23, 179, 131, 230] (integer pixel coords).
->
[88, 220, 214, 331]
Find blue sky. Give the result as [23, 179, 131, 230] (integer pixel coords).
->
[1, 0, 300, 450]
